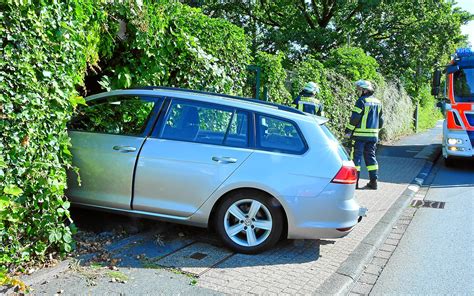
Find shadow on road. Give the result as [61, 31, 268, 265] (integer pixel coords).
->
[430, 158, 474, 188]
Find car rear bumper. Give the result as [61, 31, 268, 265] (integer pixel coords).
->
[285, 183, 366, 239]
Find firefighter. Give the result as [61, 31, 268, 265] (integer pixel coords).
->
[294, 82, 324, 116]
[345, 80, 384, 190]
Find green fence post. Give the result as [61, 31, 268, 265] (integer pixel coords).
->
[414, 103, 419, 132]
[247, 65, 261, 100]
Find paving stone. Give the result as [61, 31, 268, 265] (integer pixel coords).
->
[397, 219, 412, 225]
[392, 224, 408, 234]
[384, 238, 400, 246]
[371, 257, 389, 267]
[379, 243, 396, 253]
[351, 282, 374, 295]
[156, 242, 232, 275]
[358, 273, 379, 285]
[364, 264, 383, 276]
[375, 250, 392, 259]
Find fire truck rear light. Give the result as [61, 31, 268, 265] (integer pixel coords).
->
[448, 146, 465, 152]
[331, 166, 358, 184]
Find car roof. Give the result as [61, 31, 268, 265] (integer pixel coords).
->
[85, 88, 328, 125]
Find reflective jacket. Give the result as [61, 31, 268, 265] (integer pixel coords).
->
[345, 94, 384, 141]
[294, 94, 324, 116]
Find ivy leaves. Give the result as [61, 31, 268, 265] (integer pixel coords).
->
[3, 185, 23, 197]
[1, 0, 104, 269]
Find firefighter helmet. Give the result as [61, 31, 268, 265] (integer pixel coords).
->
[303, 82, 320, 95]
[355, 80, 374, 92]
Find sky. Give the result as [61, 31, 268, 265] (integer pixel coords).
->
[456, 0, 474, 47]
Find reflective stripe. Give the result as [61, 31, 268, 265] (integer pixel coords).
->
[365, 97, 381, 104]
[355, 166, 361, 171]
[353, 106, 363, 114]
[353, 132, 378, 137]
[361, 105, 370, 130]
[355, 128, 379, 132]
[367, 164, 379, 171]
[299, 97, 320, 104]
[346, 123, 355, 130]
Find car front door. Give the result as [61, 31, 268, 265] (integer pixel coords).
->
[133, 99, 253, 217]
[66, 95, 162, 210]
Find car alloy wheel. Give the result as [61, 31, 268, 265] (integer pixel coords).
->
[215, 190, 283, 254]
[224, 199, 273, 247]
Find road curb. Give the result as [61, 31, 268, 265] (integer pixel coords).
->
[315, 146, 441, 295]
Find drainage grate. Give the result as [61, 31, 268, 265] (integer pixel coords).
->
[410, 199, 445, 209]
[189, 252, 208, 260]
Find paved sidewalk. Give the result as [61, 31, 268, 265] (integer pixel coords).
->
[17, 125, 442, 295]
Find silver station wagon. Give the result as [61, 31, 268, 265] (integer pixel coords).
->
[67, 87, 367, 254]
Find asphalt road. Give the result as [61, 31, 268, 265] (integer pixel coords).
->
[370, 157, 474, 295]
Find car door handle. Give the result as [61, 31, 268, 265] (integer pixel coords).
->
[212, 156, 238, 164]
[113, 145, 137, 152]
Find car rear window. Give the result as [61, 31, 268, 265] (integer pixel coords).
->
[256, 115, 306, 154]
[320, 124, 350, 161]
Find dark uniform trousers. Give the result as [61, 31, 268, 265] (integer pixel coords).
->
[352, 140, 378, 180]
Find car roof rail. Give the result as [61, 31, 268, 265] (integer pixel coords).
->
[134, 86, 305, 115]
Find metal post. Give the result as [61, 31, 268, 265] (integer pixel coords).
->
[414, 103, 419, 132]
[247, 65, 261, 100]
[263, 86, 268, 101]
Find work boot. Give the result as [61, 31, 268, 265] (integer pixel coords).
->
[364, 179, 378, 190]
[356, 174, 360, 189]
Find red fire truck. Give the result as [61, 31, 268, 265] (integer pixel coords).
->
[432, 48, 474, 166]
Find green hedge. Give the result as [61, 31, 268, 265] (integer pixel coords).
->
[252, 51, 292, 105]
[290, 52, 415, 140]
[0, 1, 104, 269]
[377, 80, 414, 140]
[94, 1, 251, 95]
[416, 85, 443, 131]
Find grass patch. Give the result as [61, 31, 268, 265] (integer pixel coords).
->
[89, 262, 104, 269]
[106, 270, 129, 282]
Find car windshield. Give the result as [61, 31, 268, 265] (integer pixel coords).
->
[453, 67, 474, 103]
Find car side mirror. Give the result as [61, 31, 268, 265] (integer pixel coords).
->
[431, 70, 441, 96]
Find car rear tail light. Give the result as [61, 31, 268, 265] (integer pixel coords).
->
[331, 165, 358, 184]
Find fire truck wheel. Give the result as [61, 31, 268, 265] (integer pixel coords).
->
[444, 157, 455, 168]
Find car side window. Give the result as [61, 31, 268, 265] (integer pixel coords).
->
[257, 115, 305, 154]
[160, 101, 249, 147]
[68, 96, 156, 136]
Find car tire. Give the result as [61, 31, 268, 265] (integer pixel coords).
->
[215, 190, 283, 254]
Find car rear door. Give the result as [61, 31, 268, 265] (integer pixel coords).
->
[66, 95, 162, 210]
[133, 99, 253, 217]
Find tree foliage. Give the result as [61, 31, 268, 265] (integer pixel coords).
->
[325, 46, 381, 83]
[197, 0, 472, 93]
